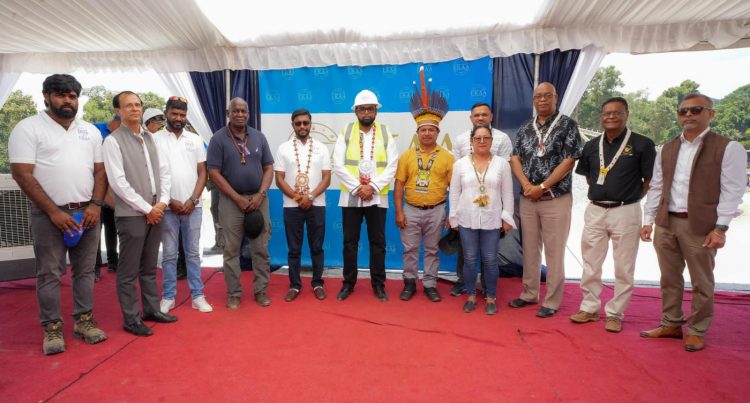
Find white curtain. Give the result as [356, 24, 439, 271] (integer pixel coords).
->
[0, 72, 21, 109]
[156, 72, 214, 143]
[558, 45, 606, 116]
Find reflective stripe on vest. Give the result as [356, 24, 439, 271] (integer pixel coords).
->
[341, 122, 390, 194]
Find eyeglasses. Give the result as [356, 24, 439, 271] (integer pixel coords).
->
[600, 111, 626, 118]
[356, 106, 377, 113]
[677, 106, 712, 116]
[169, 96, 188, 104]
[293, 121, 311, 127]
[472, 136, 493, 143]
[533, 92, 555, 100]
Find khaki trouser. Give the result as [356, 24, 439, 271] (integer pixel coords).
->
[579, 202, 641, 319]
[518, 193, 572, 310]
[654, 216, 716, 336]
[219, 192, 271, 297]
[400, 204, 446, 288]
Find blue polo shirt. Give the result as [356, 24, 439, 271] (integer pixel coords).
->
[207, 125, 274, 194]
[93, 122, 111, 139]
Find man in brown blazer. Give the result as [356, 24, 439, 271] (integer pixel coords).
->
[640, 93, 746, 352]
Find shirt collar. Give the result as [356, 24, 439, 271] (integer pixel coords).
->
[680, 127, 710, 144]
[41, 110, 78, 131]
[417, 144, 442, 153]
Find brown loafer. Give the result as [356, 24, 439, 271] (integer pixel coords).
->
[255, 292, 271, 307]
[313, 286, 326, 300]
[684, 335, 705, 352]
[570, 310, 600, 323]
[284, 288, 300, 302]
[640, 325, 683, 339]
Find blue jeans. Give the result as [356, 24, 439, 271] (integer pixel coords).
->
[161, 208, 203, 299]
[284, 206, 325, 289]
[458, 227, 500, 298]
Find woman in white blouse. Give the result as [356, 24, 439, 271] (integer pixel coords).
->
[449, 125, 515, 315]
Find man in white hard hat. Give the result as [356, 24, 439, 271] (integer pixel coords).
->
[332, 89, 398, 301]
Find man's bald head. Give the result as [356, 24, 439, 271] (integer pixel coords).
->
[227, 97, 250, 129]
[533, 82, 558, 118]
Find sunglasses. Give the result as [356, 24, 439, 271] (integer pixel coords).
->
[293, 121, 311, 127]
[169, 95, 188, 104]
[677, 106, 711, 116]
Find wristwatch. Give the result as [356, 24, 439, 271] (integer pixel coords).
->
[307, 193, 315, 201]
[91, 199, 104, 207]
[539, 182, 547, 190]
[260, 190, 267, 198]
[190, 196, 200, 205]
[715, 224, 729, 232]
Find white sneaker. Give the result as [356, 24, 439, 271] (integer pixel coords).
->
[159, 298, 175, 314]
[192, 296, 213, 313]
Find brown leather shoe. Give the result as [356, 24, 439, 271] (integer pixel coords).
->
[313, 286, 326, 300]
[570, 310, 600, 323]
[604, 317, 622, 333]
[684, 335, 705, 352]
[255, 292, 271, 307]
[640, 325, 683, 339]
[226, 296, 241, 309]
[284, 288, 300, 302]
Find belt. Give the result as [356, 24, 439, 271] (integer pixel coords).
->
[669, 211, 688, 218]
[58, 202, 89, 210]
[591, 200, 639, 209]
[537, 194, 555, 202]
[407, 200, 446, 210]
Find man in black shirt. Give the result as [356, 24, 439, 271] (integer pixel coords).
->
[570, 97, 656, 333]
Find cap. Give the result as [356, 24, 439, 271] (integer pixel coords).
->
[243, 210, 265, 239]
[142, 108, 164, 124]
[62, 212, 86, 248]
[352, 89, 381, 110]
[410, 66, 448, 129]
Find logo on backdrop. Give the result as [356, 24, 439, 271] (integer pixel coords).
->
[453, 60, 470, 76]
[281, 69, 295, 80]
[313, 68, 329, 80]
[297, 89, 313, 104]
[347, 66, 363, 79]
[398, 86, 412, 103]
[437, 86, 451, 101]
[265, 90, 281, 104]
[470, 85, 488, 100]
[382, 65, 398, 77]
[331, 88, 347, 105]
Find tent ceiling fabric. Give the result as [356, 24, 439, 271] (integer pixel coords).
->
[0, 0, 748, 73]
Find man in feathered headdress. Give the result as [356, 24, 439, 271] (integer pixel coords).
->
[393, 67, 454, 302]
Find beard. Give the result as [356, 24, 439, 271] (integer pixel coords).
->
[358, 116, 375, 127]
[167, 118, 184, 131]
[50, 103, 77, 119]
[295, 129, 309, 138]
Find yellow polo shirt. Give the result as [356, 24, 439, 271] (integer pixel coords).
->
[395, 144, 454, 207]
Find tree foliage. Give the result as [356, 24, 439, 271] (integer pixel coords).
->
[0, 90, 38, 173]
[572, 66, 624, 130]
[713, 83, 750, 147]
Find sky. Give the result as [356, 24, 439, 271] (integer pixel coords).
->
[10, 47, 750, 114]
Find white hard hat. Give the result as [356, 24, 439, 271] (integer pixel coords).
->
[352, 90, 381, 110]
[142, 108, 164, 123]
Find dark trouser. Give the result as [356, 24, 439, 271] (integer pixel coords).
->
[30, 206, 100, 325]
[284, 206, 326, 290]
[342, 206, 386, 289]
[210, 187, 224, 248]
[115, 216, 162, 325]
[177, 233, 187, 277]
[101, 206, 118, 265]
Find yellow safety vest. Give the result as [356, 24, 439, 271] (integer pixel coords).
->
[341, 121, 391, 195]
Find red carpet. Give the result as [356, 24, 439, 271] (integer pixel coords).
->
[1, 269, 749, 402]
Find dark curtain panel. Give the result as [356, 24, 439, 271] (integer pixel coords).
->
[538, 48, 581, 108]
[230, 70, 261, 130]
[189, 70, 226, 134]
[492, 53, 535, 137]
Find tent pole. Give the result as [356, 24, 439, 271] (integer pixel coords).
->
[533, 53, 540, 111]
[225, 69, 231, 125]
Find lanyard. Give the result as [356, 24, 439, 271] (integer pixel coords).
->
[226, 125, 248, 165]
[532, 114, 562, 157]
[597, 128, 631, 185]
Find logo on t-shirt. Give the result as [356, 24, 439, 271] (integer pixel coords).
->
[77, 127, 90, 141]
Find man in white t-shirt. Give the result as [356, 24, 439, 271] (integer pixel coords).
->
[9, 74, 108, 355]
[450, 102, 513, 296]
[154, 96, 212, 313]
[274, 109, 332, 302]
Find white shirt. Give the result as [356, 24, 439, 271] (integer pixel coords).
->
[332, 125, 399, 208]
[154, 129, 206, 207]
[8, 112, 103, 205]
[274, 137, 331, 208]
[449, 155, 516, 230]
[643, 128, 746, 226]
[103, 128, 171, 215]
[452, 127, 513, 161]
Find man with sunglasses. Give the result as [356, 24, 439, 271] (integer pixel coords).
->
[571, 97, 656, 333]
[274, 109, 331, 302]
[508, 82, 582, 319]
[640, 93, 745, 352]
[332, 90, 398, 302]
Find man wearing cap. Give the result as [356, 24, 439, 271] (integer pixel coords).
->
[154, 96, 212, 313]
[571, 97, 656, 333]
[394, 74, 453, 302]
[103, 91, 177, 337]
[275, 109, 331, 302]
[450, 102, 513, 296]
[640, 93, 745, 352]
[143, 108, 165, 134]
[508, 82, 582, 318]
[9, 74, 108, 355]
[333, 89, 399, 302]
[207, 97, 274, 309]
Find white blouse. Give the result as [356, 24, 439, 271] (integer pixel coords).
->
[449, 155, 516, 230]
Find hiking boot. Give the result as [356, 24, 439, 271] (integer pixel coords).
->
[43, 321, 65, 355]
[255, 291, 271, 307]
[73, 312, 107, 344]
[570, 310, 600, 323]
[399, 278, 416, 301]
[227, 296, 241, 309]
[605, 317, 622, 333]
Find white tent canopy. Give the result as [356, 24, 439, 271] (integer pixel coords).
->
[1, 0, 749, 73]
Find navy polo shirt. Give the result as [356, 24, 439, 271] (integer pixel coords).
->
[206, 125, 274, 194]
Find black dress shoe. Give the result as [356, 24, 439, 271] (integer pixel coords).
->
[485, 301, 498, 315]
[123, 321, 153, 337]
[337, 286, 353, 301]
[142, 311, 178, 323]
[399, 279, 416, 301]
[536, 306, 557, 318]
[508, 298, 536, 308]
[374, 287, 389, 302]
[424, 287, 442, 302]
